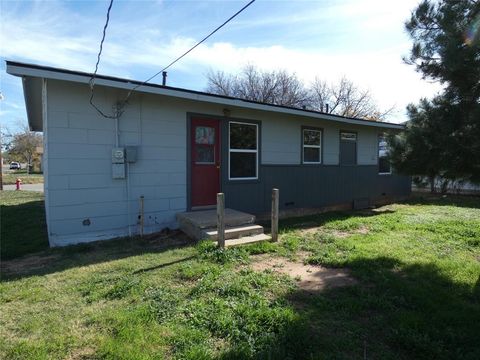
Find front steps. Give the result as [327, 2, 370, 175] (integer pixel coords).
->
[176, 208, 271, 246]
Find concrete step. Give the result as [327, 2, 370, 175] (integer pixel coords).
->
[177, 208, 255, 229]
[203, 224, 264, 240]
[223, 233, 272, 247]
[176, 208, 256, 240]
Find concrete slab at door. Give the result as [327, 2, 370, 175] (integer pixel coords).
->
[191, 118, 220, 207]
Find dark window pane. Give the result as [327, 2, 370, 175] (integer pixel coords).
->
[340, 140, 356, 165]
[230, 123, 257, 150]
[230, 152, 256, 178]
[195, 126, 215, 145]
[379, 157, 391, 173]
[303, 130, 321, 146]
[195, 145, 214, 163]
[304, 147, 320, 163]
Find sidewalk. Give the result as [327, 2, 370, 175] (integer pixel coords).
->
[3, 183, 44, 192]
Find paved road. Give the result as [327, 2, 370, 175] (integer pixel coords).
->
[3, 183, 44, 192]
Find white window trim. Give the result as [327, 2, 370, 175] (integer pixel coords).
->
[378, 134, 392, 175]
[302, 128, 322, 164]
[228, 121, 259, 180]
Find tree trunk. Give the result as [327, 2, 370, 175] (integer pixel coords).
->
[429, 176, 436, 193]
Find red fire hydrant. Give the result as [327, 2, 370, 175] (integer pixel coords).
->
[15, 178, 22, 190]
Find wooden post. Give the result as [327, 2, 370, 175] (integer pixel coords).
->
[139, 196, 145, 238]
[217, 193, 225, 248]
[271, 188, 279, 242]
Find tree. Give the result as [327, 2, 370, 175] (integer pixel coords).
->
[7, 126, 43, 173]
[206, 65, 392, 121]
[391, 0, 480, 185]
[310, 77, 394, 120]
[206, 65, 310, 108]
[388, 97, 452, 192]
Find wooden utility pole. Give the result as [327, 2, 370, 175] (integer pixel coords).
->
[217, 193, 225, 248]
[271, 188, 279, 242]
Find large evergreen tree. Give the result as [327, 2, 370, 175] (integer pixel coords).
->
[390, 0, 480, 185]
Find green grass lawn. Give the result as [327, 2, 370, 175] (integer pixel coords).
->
[0, 194, 479, 359]
[2, 170, 44, 185]
[0, 191, 49, 260]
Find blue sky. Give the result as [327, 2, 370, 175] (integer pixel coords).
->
[1, 0, 440, 133]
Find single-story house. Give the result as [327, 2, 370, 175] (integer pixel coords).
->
[6, 61, 410, 247]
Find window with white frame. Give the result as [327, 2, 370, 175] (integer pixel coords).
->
[229, 122, 258, 180]
[302, 128, 322, 164]
[378, 134, 391, 174]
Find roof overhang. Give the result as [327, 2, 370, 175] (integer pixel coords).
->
[6, 60, 405, 132]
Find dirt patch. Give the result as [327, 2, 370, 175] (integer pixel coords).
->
[301, 225, 370, 238]
[251, 254, 356, 292]
[1, 253, 61, 275]
[66, 347, 96, 360]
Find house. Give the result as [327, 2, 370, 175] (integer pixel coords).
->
[6, 61, 410, 247]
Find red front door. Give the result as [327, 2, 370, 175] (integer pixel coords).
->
[191, 118, 221, 207]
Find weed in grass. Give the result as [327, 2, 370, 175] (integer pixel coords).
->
[196, 240, 249, 265]
[144, 286, 182, 323]
[243, 240, 278, 255]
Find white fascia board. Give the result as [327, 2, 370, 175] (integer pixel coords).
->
[6, 63, 404, 130]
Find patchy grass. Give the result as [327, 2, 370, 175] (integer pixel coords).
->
[2, 170, 44, 185]
[0, 194, 479, 359]
[0, 191, 48, 260]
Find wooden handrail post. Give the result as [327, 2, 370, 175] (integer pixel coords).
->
[271, 188, 279, 242]
[217, 193, 225, 248]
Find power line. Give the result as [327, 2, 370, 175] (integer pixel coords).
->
[122, 0, 256, 104]
[89, 0, 256, 119]
[89, 0, 117, 119]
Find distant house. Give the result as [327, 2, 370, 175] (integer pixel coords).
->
[7, 61, 410, 247]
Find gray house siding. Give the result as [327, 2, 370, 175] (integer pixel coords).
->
[222, 165, 410, 215]
[41, 78, 408, 246]
[44, 80, 219, 245]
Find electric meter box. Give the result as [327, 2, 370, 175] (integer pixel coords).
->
[112, 148, 125, 164]
[112, 163, 126, 179]
[125, 146, 137, 163]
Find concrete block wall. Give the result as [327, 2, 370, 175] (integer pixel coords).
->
[45, 81, 194, 245]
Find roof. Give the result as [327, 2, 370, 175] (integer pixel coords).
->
[6, 60, 405, 132]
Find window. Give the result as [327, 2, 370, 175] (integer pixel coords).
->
[378, 134, 391, 174]
[229, 122, 258, 180]
[194, 126, 215, 164]
[302, 128, 322, 164]
[339, 131, 357, 165]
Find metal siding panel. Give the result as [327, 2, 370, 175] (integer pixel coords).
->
[222, 165, 411, 214]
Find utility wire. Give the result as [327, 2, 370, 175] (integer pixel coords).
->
[122, 0, 256, 104]
[89, 0, 117, 119]
[89, 0, 256, 118]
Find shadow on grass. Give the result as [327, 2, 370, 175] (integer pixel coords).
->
[1, 232, 195, 282]
[1, 200, 49, 260]
[272, 207, 397, 232]
[406, 193, 480, 209]
[218, 256, 480, 359]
